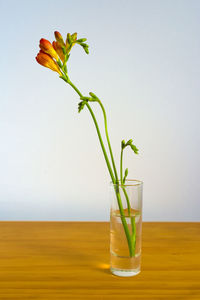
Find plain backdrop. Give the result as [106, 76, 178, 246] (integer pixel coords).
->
[0, 0, 199, 221]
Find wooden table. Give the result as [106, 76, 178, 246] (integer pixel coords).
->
[0, 222, 199, 299]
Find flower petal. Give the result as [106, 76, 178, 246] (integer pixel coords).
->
[39, 38, 59, 61]
[52, 41, 65, 62]
[54, 31, 65, 47]
[36, 50, 62, 75]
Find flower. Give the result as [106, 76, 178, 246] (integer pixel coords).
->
[52, 41, 65, 62]
[35, 31, 140, 260]
[39, 38, 59, 61]
[36, 31, 89, 76]
[52, 31, 78, 61]
[35, 50, 62, 75]
[54, 31, 65, 47]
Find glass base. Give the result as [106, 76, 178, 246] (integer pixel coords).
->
[110, 267, 140, 277]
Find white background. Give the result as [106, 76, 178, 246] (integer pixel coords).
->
[0, 0, 199, 221]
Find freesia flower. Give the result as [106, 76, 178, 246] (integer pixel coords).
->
[35, 31, 140, 263]
[35, 50, 62, 75]
[52, 31, 78, 62]
[52, 41, 65, 62]
[39, 38, 59, 61]
[54, 31, 65, 47]
[36, 31, 89, 76]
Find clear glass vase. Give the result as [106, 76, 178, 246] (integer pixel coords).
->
[110, 179, 143, 277]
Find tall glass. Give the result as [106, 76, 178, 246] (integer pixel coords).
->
[110, 179, 143, 277]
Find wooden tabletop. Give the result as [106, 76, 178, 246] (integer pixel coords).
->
[0, 222, 199, 299]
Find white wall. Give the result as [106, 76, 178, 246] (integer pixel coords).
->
[0, 0, 199, 221]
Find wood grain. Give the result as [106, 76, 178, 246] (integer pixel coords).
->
[0, 222, 199, 299]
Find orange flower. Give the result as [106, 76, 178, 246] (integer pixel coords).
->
[52, 41, 65, 62]
[54, 31, 65, 47]
[35, 50, 62, 75]
[39, 38, 59, 61]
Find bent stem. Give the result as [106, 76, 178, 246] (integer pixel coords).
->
[97, 100, 119, 182]
[65, 77, 134, 256]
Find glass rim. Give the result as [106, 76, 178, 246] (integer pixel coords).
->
[110, 179, 143, 187]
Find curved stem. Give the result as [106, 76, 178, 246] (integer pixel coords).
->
[67, 80, 116, 183]
[98, 101, 119, 182]
[85, 102, 116, 183]
[63, 76, 134, 256]
[98, 100, 136, 255]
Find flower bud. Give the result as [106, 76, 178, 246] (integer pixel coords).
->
[127, 139, 133, 145]
[125, 168, 128, 177]
[131, 144, 139, 154]
[89, 92, 97, 99]
[71, 32, 77, 42]
[36, 50, 62, 75]
[67, 33, 72, 44]
[77, 38, 87, 43]
[54, 31, 65, 47]
[39, 38, 59, 61]
[52, 41, 65, 62]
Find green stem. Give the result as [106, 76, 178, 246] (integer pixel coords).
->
[97, 101, 136, 254]
[115, 189, 134, 257]
[120, 148, 123, 186]
[120, 148, 131, 213]
[120, 147, 136, 256]
[63, 76, 134, 256]
[85, 102, 116, 183]
[98, 101, 119, 182]
[67, 80, 116, 183]
[98, 101, 136, 254]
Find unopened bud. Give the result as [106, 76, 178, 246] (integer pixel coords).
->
[67, 33, 72, 44]
[89, 92, 97, 99]
[77, 38, 87, 43]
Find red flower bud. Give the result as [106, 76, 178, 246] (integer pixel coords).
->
[39, 38, 59, 61]
[36, 50, 62, 75]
